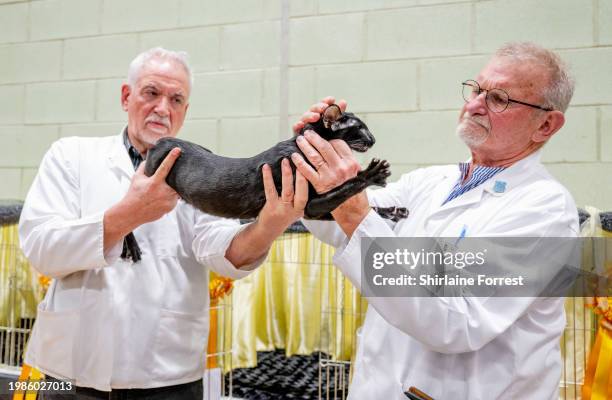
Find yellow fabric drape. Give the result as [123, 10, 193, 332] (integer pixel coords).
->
[0, 225, 42, 327]
[224, 233, 367, 371]
[582, 218, 612, 400]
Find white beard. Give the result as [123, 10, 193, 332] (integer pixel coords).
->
[456, 118, 489, 148]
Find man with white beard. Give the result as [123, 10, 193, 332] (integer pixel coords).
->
[291, 42, 578, 399]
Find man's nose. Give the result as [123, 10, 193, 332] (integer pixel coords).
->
[154, 96, 170, 116]
[465, 91, 488, 115]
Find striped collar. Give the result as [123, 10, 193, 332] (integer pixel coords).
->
[443, 162, 506, 205]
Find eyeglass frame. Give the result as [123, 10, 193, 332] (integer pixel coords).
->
[461, 79, 554, 113]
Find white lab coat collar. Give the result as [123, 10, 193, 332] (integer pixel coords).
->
[106, 127, 134, 180]
[434, 149, 544, 213]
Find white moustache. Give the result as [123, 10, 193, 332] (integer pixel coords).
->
[145, 116, 170, 128]
[462, 115, 490, 131]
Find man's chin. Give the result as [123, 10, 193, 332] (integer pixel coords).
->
[456, 125, 489, 148]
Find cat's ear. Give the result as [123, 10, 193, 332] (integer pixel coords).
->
[322, 104, 343, 129]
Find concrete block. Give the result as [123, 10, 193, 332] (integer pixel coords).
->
[30, 0, 100, 41]
[63, 35, 140, 80]
[218, 117, 279, 157]
[319, 0, 416, 14]
[26, 81, 96, 124]
[366, 4, 470, 60]
[365, 111, 470, 164]
[179, 0, 263, 27]
[96, 78, 128, 122]
[0, 168, 21, 199]
[221, 21, 280, 70]
[0, 85, 24, 124]
[262, 67, 317, 119]
[289, 67, 316, 115]
[417, 0, 469, 4]
[21, 168, 38, 199]
[420, 56, 488, 111]
[475, 0, 593, 52]
[0, 3, 28, 44]
[60, 122, 125, 138]
[315, 61, 417, 113]
[542, 106, 598, 163]
[0, 42, 62, 84]
[189, 71, 262, 118]
[262, 0, 318, 17]
[544, 163, 612, 210]
[561, 48, 612, 106]
[179, 119, 218, 152]
[102, 0, 180, 34]
[0, 125, 59, 168]
[601, 106, 612, 162]
[601, 0, 612, 45]
[140, 27, 220, 73]
[262, 69, 279, 117]
[290, 14, 364, 65]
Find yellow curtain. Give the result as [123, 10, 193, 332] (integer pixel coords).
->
[0, 224, 42, 327]
[222, 232, 367, 371]
[582, 218, 612, 400]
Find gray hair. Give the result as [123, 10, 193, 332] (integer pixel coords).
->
[127, 47, 194, 91]
[495, 42, 575, 112]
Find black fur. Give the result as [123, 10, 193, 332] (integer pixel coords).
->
[121, 107, 408, 261]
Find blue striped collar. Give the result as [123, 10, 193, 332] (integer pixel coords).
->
[443, 162, 507, 205]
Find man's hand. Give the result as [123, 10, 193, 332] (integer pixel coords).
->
[103, 148, 181, 253]
[258, 158, 308, 233]
[292, 96, 347, 134]
[122, 148, 181, 225]
[292, 97, 370, 236]
[224, 158, 308, 268]
[291, 131, 360, 194]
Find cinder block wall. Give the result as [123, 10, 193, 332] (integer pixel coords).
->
[0, 0, 610, 209]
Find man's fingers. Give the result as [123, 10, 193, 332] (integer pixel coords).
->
[280, 158, 294, 202]
[337, 99, 347, 112]
[261, 164, 278, 202]
[303, 131, 341, 165]
[153, 147, 181, 181]
[291, 153, 319, 184]
[330, 139, 354, 158]
[294, 170, 308, 210]
[292, 121, 305, 135]
[321, 96, 336, 106]
[135, 161, 147, 176]
[301, 111, 320, 123]
[296, 133, 327, 168]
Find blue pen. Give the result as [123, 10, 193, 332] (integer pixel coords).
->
[454, 224, 467, 246]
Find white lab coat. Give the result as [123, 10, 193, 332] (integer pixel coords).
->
[304, 150, 579, 400]
[19, 133, 260, 391]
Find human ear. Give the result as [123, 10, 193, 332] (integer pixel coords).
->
[121, 84, 131, 112]
[532, 110, 565, 144]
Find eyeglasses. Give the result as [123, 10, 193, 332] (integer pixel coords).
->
[461, 80, 553, 113]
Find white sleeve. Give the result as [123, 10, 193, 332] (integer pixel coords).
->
[331, 199, 577, 354]
[191, 213, 264, 279]
[302, 170, 417, 246]
[18, 139, 116, 278]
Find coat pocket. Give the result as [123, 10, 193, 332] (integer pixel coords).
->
[31, 303, 79, 379]
[150, 309, 208, 381]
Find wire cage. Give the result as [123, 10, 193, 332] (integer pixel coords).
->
[0, 223, 41, 372]
[205, 291, 234, 400]
[250, 228, 603, 400]
[0, 220, 606, 400]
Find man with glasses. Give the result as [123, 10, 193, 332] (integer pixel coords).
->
[291, 42, 578, 399]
